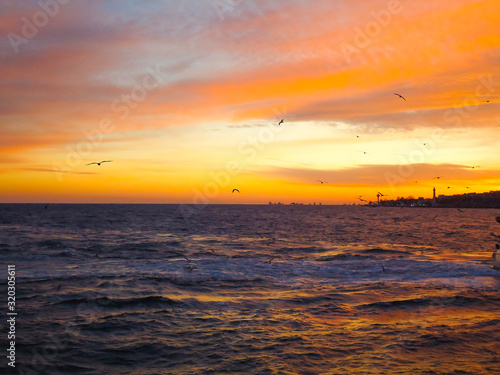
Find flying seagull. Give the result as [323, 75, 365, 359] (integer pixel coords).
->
[232, 189, 240, 193]
[265, 238, 276, 246]
[265, 256, 277, 264]
[278, 119, 284, 125]
[86, 160, 113, 166]
[317, 180, 327, 184]
[490, 232, 500, 240]
[394, 93, 406, 101]
[471, 166, 480, 169]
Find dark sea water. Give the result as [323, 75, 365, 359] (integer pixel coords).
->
[1, 204, 499, 375]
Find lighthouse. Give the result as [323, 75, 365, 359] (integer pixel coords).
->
[433, 187, 436, 199]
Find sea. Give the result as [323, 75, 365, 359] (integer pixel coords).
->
[1, 203, 499, 375]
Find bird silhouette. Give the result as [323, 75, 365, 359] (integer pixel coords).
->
[491, 232, 500, 240]
[317, 180, 327, 184]
[394, 93, 406, 101]
[265, 238, 276, 246]
[265, 256, 277, 264]
[471, 166, 480, 169]
[232, 189, 240, 193]
[86, 160, 113, 166]
[278, 119, 284, 125]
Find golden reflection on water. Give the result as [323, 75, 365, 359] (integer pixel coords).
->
[165, 279, 500, 374]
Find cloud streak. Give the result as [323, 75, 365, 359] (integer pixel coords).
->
[261, 163, 498, 185]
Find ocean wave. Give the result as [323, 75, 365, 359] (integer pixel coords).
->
[356, 294, 497, 311]
[36, 239, 68, 249]
[49, 295, 183, 309]
[362, 248, 412, 255]
[276, 246, 329, 254]
[286, 294, 343, 306]
[317, 254, 371, 261]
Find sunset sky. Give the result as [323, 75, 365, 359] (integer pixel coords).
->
[1, 0, 499, 204]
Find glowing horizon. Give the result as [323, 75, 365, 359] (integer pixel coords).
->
[1, 0, 500, 204]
